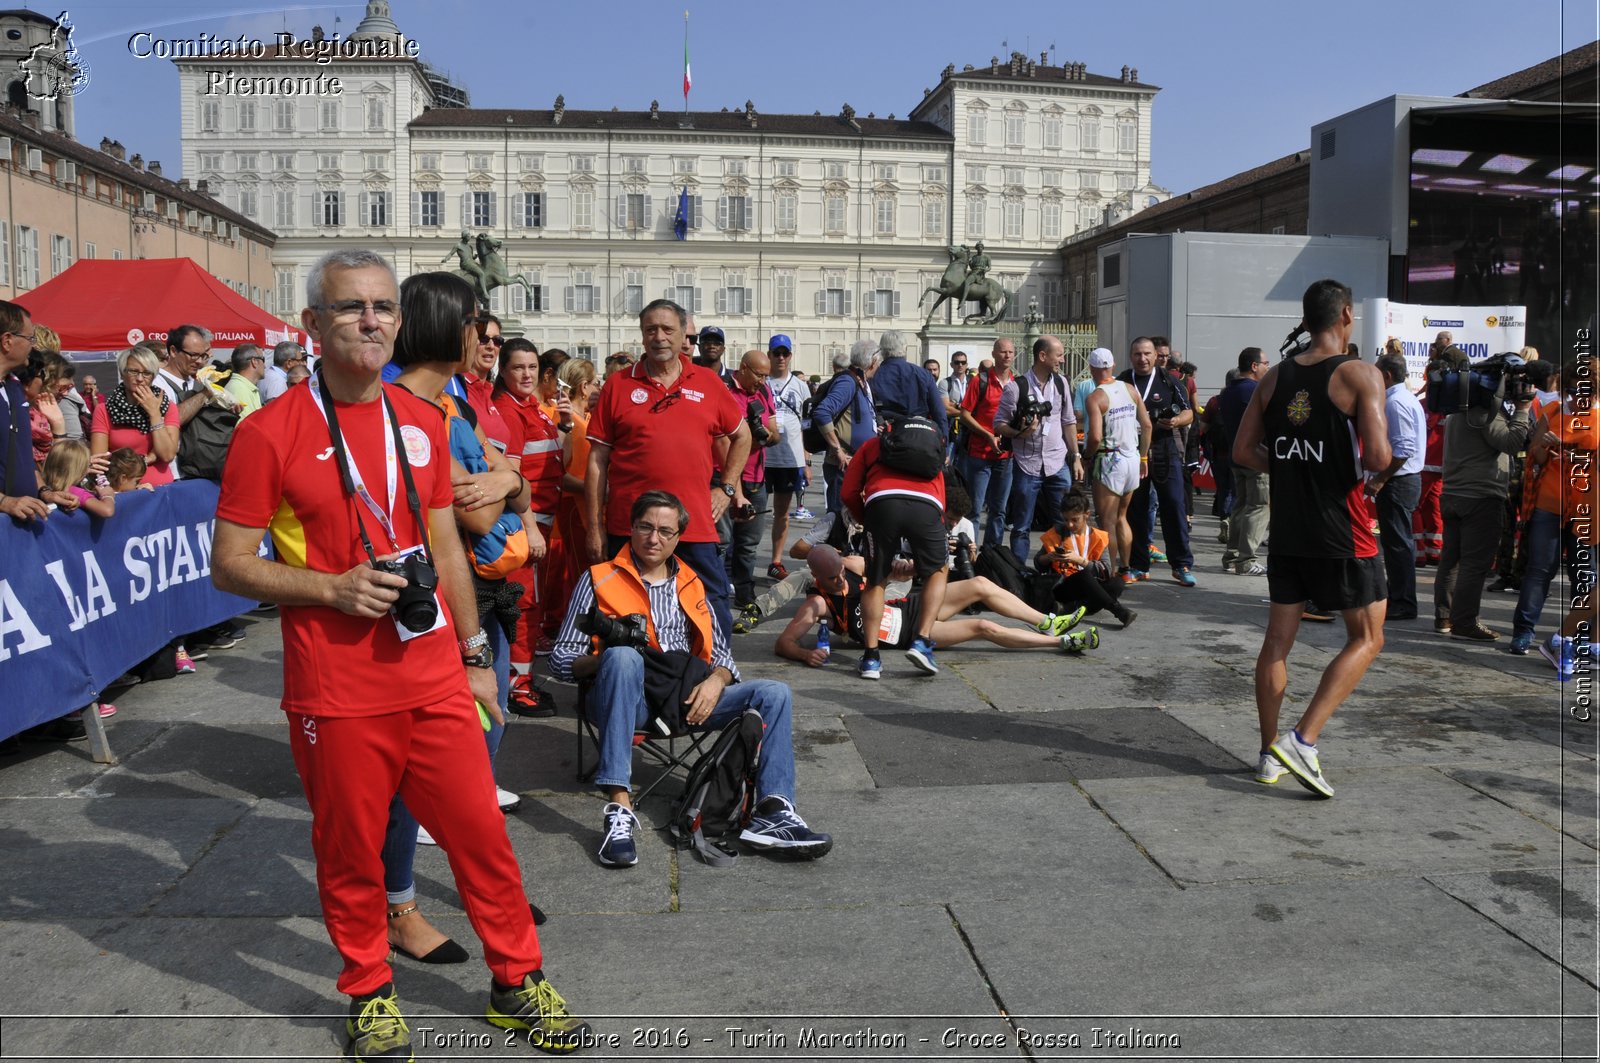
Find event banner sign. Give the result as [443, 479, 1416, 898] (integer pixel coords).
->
[0, 481, 254, 738]
[1369, 300, 1528, 386]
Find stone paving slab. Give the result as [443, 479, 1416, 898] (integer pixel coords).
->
[0, 796, 251, 919]
[675, 783, 1173, 911]
[952, 877, 1596, 1060]
[1425, 866, 1600, 986]
[1446, 760, 1600, 848]
[1079, 767, 1594, 885]
[89, 721, 304, 801]
[843, 707, 1239, 787]
[147, 798, 317, 917]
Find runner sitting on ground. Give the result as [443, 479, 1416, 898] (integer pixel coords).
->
[773, 545, 1099, 666]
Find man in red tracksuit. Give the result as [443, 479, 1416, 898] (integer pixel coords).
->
[840, 427, 948, 679]
[212, 250, 589, 1059]
[1415, 408, 1446, 566]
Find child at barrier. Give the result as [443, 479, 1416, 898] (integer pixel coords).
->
[107, 448, 154, 493]
[32, 441, 120, 724]
[38, 439, 115, 517]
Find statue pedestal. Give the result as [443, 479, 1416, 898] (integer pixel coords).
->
[498, 315, 525, 339]
[918, 322, 1000, 363]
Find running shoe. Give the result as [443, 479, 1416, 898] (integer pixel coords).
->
[1254, 752, 1287, 785]
[904, 637, 939, 675]
[175, 648, 197, 674]
[766, 562, 788, 580]
[1035, 606, 1087, 635]
[739, 797, 833, 858]
[497, 787, 522, 814]
[858, 656, 882, 681]
[597, 803, 639, 867]
[1509, 633, 1533, 656]
[1174, 567, 1197, 587]
[790, 506, 814, 520]
[1539, 634, 1576, 680]
[1239, 561, 1267, 576]
[1060, 626, 1100, 654]
[1269, 731, 1335, 798]
[345, 983, 412, 1062]
[1148, 545, 1168, 564]
[1131, 569, 1150, 582]
[97, 703, 117, 719]
[485, 972, 593, 1054]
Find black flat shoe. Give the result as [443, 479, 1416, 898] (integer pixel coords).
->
[530, 902, 547, 926]
[390, 937, 469, 964]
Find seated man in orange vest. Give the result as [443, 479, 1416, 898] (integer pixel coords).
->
[548, 489, 832, 868]
[1036, 493, 1138, 629]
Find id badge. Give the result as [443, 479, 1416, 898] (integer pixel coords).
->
[390, 545, 448, 643]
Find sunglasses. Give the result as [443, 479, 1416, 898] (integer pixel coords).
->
[685, 334, 699, 345]
[477, 331, 504, 348]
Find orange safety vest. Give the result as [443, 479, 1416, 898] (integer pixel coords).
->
[588, 549, 715, 663]
[1038, 524, 1109, 577]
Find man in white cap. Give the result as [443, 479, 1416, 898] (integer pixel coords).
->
[1082, 347, 1151, 579]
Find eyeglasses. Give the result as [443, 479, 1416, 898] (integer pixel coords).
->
[311, 300, 401, 323]
[123, 367, 155, 379]
[631, 521, 681, 541]
[5, 330, 31, 342]
[650, 390, 682, 413]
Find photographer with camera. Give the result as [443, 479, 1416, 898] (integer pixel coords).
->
[1431, 353, 1533, 641]
[722, 350, 780, 631]
[1118, 337, 1197, 585]
[212, 250, 590, 1057]
[549, 490, 832, 868]
[994, 335, 1083, 564]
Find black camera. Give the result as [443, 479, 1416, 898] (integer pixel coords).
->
[579, 607, 652, 650]
[1013, 394, 1053, 428]
[948, 531, 975, 582]
[746, 399, 772, 447]
[1425, 353, 1532, 415]
[374, 552, 440, 633]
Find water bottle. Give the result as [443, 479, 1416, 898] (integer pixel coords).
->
[816, 618, 831, 663]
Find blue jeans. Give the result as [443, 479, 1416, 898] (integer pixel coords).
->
[590, 646, 796, 803]
[1007, 465, 1073, 564]
[1513, 508, 1584, 638]
[823, 461, 846, 516]
[383, 609, 511, 902]
[963, 453, 1013, 547]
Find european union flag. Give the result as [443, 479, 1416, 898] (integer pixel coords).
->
[673, 187, 688, 240]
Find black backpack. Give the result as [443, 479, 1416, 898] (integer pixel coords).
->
[178, 400, 240, 482]
[877, 415, 945, 479]
[975, 542, 1059, 612]
[669, 709, 765, 868]
[800, 374, 845, 452]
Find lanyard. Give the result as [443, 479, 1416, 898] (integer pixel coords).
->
[1137, 371, 1158, 404]
[310, 376, 399, 547]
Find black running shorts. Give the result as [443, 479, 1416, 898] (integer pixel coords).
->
[1267, 553, 1388, 611]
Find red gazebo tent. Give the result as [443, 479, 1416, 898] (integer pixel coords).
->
[18, 258, 308, 355]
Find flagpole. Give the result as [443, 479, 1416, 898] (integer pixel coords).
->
[683, 10, 690, 116]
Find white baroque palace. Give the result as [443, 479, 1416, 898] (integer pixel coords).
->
[178, 2, 1163, 376]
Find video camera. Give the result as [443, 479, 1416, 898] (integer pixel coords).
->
[579, 607, 652, 651]
[1425, 353, 1533, 415]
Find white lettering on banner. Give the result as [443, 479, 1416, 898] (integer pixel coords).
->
[0, 580, 52, 660]
[125, 536, 153, 602]
[44, 552, 118, 632]
[124, 521, 215, 603]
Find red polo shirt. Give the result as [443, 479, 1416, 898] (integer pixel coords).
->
[587, 356, 743, 542]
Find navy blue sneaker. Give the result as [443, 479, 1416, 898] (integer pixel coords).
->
[858, 656, 882, 681]
[597, 802, 639, 867]
[904, 637, 939, 675]
[739, 799, 833, 859]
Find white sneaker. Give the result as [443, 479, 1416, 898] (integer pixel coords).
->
[497, 787, 522, 813]
[1269, 733, 1335, 798]
[1254, 752, 1287, 785]
[417, 825, 438, 846]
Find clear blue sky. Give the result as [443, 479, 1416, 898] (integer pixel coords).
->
[49, 0, 1599, 196]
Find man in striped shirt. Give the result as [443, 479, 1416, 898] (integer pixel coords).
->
[549, 490, 832, 868]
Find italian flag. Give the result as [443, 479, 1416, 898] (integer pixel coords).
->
[682, 17, 691, 101]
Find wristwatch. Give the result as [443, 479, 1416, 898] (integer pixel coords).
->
[715, 481, 736, 498]
[462, 645, 494, 670]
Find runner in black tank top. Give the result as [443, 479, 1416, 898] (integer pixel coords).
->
[1232, 279, 1392, 800]
[1263, 354, 1378, 560]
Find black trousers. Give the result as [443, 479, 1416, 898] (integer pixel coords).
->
[1053, 569, 1124, 617]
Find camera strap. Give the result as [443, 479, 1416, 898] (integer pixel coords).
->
[311, 371, 432, 567]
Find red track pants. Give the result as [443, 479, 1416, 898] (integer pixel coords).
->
[287, 691, 541, 996]
[1414, 472, 1444, 564]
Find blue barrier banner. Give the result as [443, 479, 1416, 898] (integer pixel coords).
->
[0, 480, 254, 738]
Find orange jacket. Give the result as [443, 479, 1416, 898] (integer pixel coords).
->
[588, 548, 715, 663]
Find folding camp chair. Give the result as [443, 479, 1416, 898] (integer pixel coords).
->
[573, 680, 715, 802]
